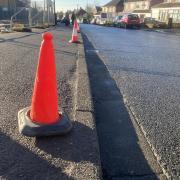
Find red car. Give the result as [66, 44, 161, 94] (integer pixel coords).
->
[120, 14, 140, 28]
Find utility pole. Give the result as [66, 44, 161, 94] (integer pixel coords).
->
[8, 0, 10, 17]
[47, 0, 50, 25]
[54, 0, 57, 25]
[43, 0, 46, 25]
[77, 0, 79, 11]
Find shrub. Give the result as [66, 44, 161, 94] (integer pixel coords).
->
[104, 21, 114, 27]
[13, 27, 32, 32]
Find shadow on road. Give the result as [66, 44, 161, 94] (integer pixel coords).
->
[0, 36, 77, 57]
[0, 132, 74, 180]
[0, 120, 98, 179]
[7, 40, 77, 57]
[82, 32, 159, 179]
[0, 31, 44, 43]
[35, 121, 99, 165]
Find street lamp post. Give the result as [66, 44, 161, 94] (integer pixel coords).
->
[77, 0, 79, 11]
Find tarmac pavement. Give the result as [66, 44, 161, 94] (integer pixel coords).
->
[80, 24, 180, 180]
[81, 29, 166, 180]
[0, 25, 101, 179]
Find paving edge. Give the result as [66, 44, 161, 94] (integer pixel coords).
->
[123, 96, 170, 180]
[74, 34, 102, 179]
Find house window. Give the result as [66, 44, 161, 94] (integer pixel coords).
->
[159, 9, 180, 23]
[159, 10, 166, 21]
[172, 9, 180, 23]
[142, 2, 146, 9]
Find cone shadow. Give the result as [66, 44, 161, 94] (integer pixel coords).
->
[35, 121, 99, 165]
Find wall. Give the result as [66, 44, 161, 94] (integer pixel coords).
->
[124, 1, 149, 12]
[152, 7, 180, 25]
[152, 8, 159, 19]
[102, 5, 118, 21]
[102, 6, 116, 13]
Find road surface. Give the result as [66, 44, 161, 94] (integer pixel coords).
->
[81, 24, 180, 179]
[0, 26, 100, 180]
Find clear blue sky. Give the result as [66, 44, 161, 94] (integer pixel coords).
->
[55, 0, 110, 12]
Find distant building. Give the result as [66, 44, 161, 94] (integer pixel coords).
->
[102, 0, 124, 20]
[93, 6, 102, 15]
[124, 0, 163, 20]
[151, 1, 180, 26]
[92, 6, 102, 23]
[76, 8, 87, 23]
[77, 8, 87, 17]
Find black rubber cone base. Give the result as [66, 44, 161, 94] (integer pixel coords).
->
[18, 107, 73, 137]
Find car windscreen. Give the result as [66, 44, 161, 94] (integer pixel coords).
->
[128, 14, 138, 20]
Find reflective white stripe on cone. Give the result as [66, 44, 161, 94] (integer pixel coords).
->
[69, 21, 79, 43]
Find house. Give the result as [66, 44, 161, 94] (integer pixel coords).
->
[92, 6, 103, 23]
[102, 0, 124, 21]
[151, 1, 180, 27]
[93, 6, 102, 15]
[76, 8, 87, 17]
[76, 8, 88, 23]
[124, 0, 163, 20]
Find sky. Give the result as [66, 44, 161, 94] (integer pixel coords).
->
[55, 0, 110, 12]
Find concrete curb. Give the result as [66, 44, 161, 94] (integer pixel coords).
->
[143, 28, 180, 36]
[74, 34, 102, 179]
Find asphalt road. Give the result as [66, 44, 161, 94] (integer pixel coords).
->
[81, 24, 180, 179]
[0, 26, 98, 179]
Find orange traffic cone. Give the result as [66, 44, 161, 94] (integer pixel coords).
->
[69, 20, 79, 43]
[18, 32, 72, 137]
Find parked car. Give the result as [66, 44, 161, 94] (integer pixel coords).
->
[113, 16, 123, 27]
[61, 17, 70, 26]
[83, 18, 90, 24]
[120, 14, 140, 28]
[143, 17, 167, 28]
